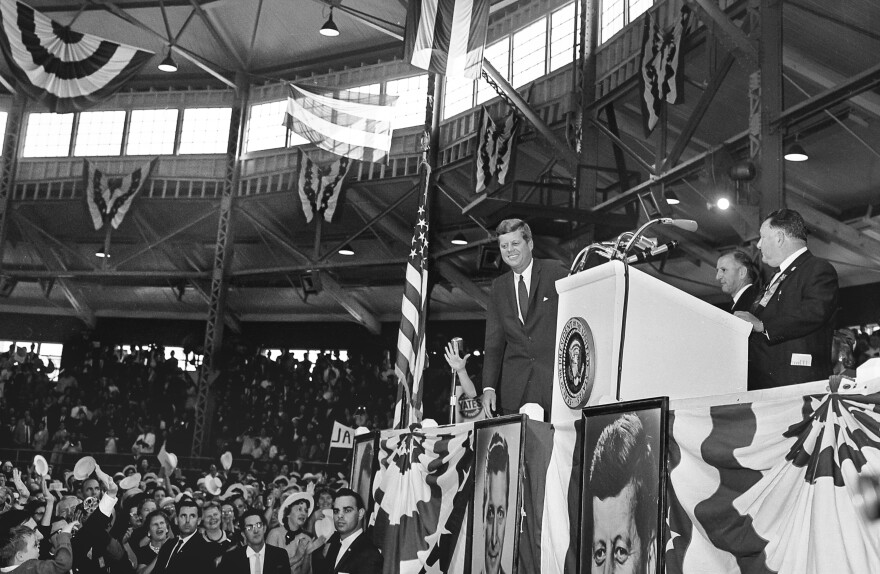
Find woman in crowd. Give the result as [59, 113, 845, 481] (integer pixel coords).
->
[266, 492, 319, 574]
[134, 510, 172, 574]
[200, 501, 233, 556]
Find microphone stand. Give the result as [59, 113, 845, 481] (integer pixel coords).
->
[449, 366, 458, 425]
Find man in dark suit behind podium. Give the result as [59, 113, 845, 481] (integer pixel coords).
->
[312, 489, 381, 574]
[218, 509, 289, 574]
[482, 219, 568, 417]
[735, 209, 839, 390]
[152, 498, 217, 574]
[715, 250, 760, 313]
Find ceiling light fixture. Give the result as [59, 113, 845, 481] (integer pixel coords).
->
[320, 8, 339, 37]
[158, 50, 177, 73]
[338, 244, 355, 256]
[451, 233, 468, 245]
[784, 142, 808, 162]
[95, 249, 110, 258]
[716, 197, 730, 210]
[664, 190, 680, 205]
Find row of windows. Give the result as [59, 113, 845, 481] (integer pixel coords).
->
[8, 0, 653, 158]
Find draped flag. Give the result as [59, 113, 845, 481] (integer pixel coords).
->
[404, 0, 490, 79]
[83, 159, 156, 230]
[475, 106, 517, 194]
[392, 176, 431, 428]
[297, 151, 351, 223]
[371, 423, 475, 574]
[285, 84, 398, 163]
[666, 384, 880, 574]
[639, 5, 691, 134]
[0, 0, 153, 113]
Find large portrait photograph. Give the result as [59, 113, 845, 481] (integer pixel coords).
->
[580, 398, 668, 574]
[350, 432, 377, 516]
[469, 415, 524, 574]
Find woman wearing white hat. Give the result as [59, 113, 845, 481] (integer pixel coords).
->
[266, 492, 322, 574]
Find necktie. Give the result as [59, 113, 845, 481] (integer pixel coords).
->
[165, 538, 183, 569]
[518, 275, 529, 322]
[253, 552, 262, 574]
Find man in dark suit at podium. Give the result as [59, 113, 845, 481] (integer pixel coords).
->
[482, 219, 568, 417]
[312, 489, 381, 574]
[715, 250, 760, 313]
[735, 209, 839, 390]
[218, 509, 289, 574]
[152, 498, 217, 574]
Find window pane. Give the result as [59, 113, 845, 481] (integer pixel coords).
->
[443, 74, 475, 118]
[178, 107, 232, 154]
[386, 74, 429, 129]
[245, 100, 288, 153]
[22, 113, 74, 157]
[477, 39, 510, 105]
[127, 109, 178, 155]
[630, 0, 654, 21]
[350, 83, 381, 95]
[550, 3, 577, 72]
[73, 110, 125, 156]
[512, 18, 547, 88]
[601, 0, 625, 43]
[0, 112, 7, 154]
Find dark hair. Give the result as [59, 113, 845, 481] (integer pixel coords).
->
[724, 250, 761, 286]
[589, 413, 657, 561]
[764, 209, 808, 242]
[237, 507, 264, 530]
[175, 497, 200, 516]
[0, 525, 33, 567]
[333, 488, 365, 511]
[495, 219, 532, 243]
[144, 509, 167, 530]
[483, 432, 510, 515]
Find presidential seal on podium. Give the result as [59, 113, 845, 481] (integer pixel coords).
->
[558, 316, 596, 409]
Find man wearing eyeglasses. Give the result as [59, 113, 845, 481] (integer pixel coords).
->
[312, 488, 382, 574]
[151, 498, 217, 574]
[218, 509, 289, 574]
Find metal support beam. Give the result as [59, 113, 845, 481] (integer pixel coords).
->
[188, 0, 248, 71]
[590, 118, 656, 174]
[776, 60, 880, 128]
[320, 273, 382, 335]
[482, 60, 579, 167]
[192, 74, 248, 457]
[783, 47, 880, 119]
[757, 0, 784, 216]
[788, 196, 880, 268]
[434, 260, 489, 310]
[691, 0, 758, 69]
[0, 93, 25, 273]
[113, 208, 216, 268]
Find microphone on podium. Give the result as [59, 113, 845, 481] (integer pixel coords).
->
[626, 241, 680, 264]
[660, 218, 698, 232]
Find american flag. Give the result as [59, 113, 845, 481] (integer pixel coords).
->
[404, 0, 490, 79]
[392, 176, 431, 429]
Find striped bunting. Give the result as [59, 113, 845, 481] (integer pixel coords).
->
[297, 151, 351, 223]
[0, 0, 152, 113]
[404, 0, 490, 79]
[285, 84, 398, 163]
[639, 5, 691, 134]
[392, 178, 431, 429]
[83, 158, 156, 230]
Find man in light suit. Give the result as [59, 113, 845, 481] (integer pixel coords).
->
[218, 509, 289, 574]
[715, 250, 760, 313]
[151, 498, 218, 574]
[735, 209, 839, 390]
[482, 219, 568, 417]
[312, 489, 381, 574]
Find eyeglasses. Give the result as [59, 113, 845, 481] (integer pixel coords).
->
[243, 522, 263, 532]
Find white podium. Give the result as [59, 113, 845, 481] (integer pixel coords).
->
[550, 260, 751, 423]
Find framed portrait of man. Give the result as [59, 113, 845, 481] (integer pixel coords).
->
[468, 415, 524, 574]
[580, 397, 668, 574]
[351, 431, 378, 516]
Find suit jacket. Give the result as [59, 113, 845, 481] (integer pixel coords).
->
[311, 532, 382, 574]
[151, 532, 218, 574]
[482, 258, 568, 414]
[730, 283, 758, 314]
[218, 544, 290, 574]
[748, 250, 839, 390]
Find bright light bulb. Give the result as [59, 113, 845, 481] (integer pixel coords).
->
[716, 197, 730, 210]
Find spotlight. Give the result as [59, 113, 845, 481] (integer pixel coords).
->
[158, 51, 177, 73]
[95, 249, 110, 258]
[664, 190, 680, 206]
[784, 142, 808, 162]
[451, 233, 468, 245]
[338, 244, 355, 256]
[320, 8, 339, 37]
[716, 197, 730, 210]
